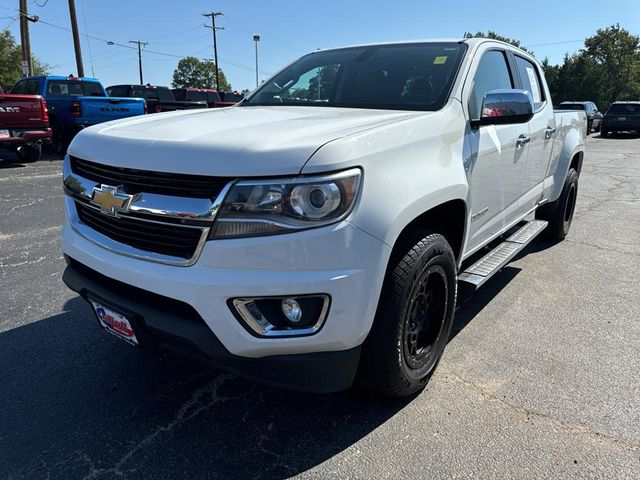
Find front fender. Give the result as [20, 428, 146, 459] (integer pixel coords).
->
[302, 102, 470, 248]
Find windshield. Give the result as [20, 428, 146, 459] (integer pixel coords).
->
[557, 103, 585, 110]
[607, 103, 640, 115]
[245, 42, 466, 111]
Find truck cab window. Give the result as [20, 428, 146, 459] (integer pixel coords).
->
[468, 50, 513, 120]
[11, 80, 27, 94]
[514, 55, 544, 108]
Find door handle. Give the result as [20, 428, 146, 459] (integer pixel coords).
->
[516, 135, 530, 148]
[545, 127, 556, 139]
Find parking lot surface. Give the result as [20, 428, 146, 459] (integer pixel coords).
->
[1, 135, 639, 479]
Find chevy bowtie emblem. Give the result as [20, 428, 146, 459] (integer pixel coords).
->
[91, 184, 133, 215]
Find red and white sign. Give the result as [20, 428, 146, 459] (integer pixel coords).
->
[91, 301, 138, 346]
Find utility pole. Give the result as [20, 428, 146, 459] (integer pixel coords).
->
[19, 0, 32, 76]
[129, 40, 148, 84]
[68, 0, 85, 77]
[203, 11, 224, 91]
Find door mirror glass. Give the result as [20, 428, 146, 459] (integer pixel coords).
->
[473, 89, 534, 126]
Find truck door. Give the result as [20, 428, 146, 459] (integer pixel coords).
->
[512, 54, 555, 212]
[463, 49, 529, 253]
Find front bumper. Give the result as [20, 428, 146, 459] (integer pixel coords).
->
[61, 207, 390, 358]
[62, 257, 361, 393]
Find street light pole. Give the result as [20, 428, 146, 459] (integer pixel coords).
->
[253, 34, 260, 88]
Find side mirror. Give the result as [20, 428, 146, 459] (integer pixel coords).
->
[472, 89, 534, 127]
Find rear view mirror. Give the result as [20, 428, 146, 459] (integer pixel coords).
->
[473, 89, 534, 127]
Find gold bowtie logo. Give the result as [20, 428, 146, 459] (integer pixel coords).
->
[91, 185, 133, 215]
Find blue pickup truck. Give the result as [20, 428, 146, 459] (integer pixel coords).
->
[11, 75, 146, 154]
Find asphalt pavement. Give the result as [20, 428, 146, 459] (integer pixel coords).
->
[1, 134, 638, 479]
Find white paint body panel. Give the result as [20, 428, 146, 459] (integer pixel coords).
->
[61, 39, 586, 357]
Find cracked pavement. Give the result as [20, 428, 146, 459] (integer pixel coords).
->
[1, 134, 639, 479]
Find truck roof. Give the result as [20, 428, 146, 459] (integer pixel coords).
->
[314, 37, 526, 53]
[25, 75, 101, 83]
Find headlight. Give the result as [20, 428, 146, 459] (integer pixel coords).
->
[210, 168, 362, 239]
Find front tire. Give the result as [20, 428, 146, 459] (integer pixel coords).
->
[536, 168, 579, 242]
[357, 231, 457, 398]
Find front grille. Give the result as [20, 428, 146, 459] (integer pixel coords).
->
[70, 156, 231, 198]
[75, 202, 204, 260]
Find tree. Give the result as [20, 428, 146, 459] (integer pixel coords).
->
[0, 29, 48, 90]
[171, 56, 231, 91]
[464, 31, 533, 54]
[584, 24, 640, 103]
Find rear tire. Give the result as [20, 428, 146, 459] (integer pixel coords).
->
[536, 168, 579, 242]
[357, 230, 457, 398]
[16, 144, 41, 163]
[601, 128, 608, 138]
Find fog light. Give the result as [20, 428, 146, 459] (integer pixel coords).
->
[281, 298, 302, 324]
[229, 294, 330, 337]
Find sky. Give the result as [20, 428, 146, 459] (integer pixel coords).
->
[2, 0, 639, 92]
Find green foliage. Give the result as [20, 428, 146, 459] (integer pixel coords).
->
[0, 29, 49, 90]
[544, 24, 640, 109]
[171, 56, 231, 91]
[464, 31, 533, 54]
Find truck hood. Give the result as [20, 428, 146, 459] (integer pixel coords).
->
[69, 106, 420, 176]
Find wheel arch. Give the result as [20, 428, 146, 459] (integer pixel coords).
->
[388, 199, 468, 265]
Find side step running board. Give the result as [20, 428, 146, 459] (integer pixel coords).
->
[458, 220, 548, 288]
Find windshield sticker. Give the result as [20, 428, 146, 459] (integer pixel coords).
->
[434, 56, 448, 65]
[526, 67, 542, 103]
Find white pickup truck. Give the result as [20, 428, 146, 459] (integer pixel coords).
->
[61, 38, 586, 398]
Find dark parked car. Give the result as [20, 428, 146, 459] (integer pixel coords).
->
[171, 88, 222, 108]
[601, 101, 640, 137]
[556, 101, 603, 134]
[106, 84, 207, 113]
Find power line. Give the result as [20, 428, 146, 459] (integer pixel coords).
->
[526, 39, 584, 48]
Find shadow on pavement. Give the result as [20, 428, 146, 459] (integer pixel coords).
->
[0, 240, 539, 479]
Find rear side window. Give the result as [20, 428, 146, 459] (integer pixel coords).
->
[25, 79, 39, 94]
[514, 56, 544, 108]
[131, 87, 146, 98]
[83, 82, 105, 97]
[107, 85, 128, 97]
[11, 80, 27, 94]
[468, 50, 513, 120]
[157, 88, 174, 102]
[187, 90, 207, 102]
[207, 92, 221, 103]
[145, 88, 159, 100]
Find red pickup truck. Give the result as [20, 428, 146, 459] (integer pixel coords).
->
[0, 86, 51, 162]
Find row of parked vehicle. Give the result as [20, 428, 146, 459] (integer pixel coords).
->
[0, 75, 245, 161]
[557, 100, 640, 137]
